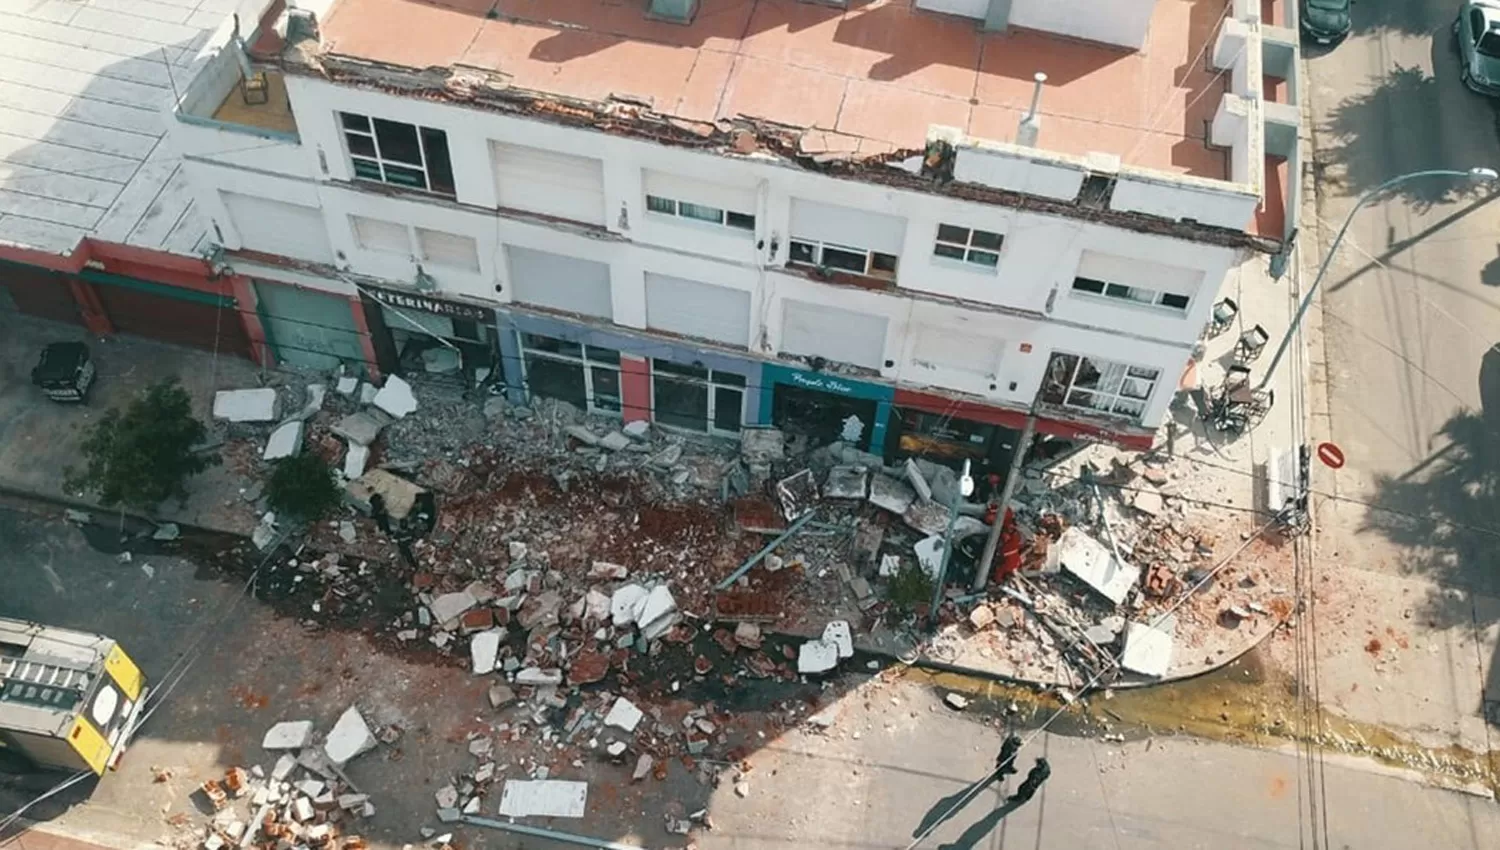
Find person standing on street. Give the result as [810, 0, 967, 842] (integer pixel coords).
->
[1007, 758, 1050, 805]
[995, 734, 1023, 780]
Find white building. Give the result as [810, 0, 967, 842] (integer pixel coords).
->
[166, 0, 1300, 468]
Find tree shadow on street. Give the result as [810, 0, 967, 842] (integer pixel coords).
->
[1320, 63, 1500, 211]
[1348, 0, 1450, 37]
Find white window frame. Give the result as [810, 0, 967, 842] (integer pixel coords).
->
[787, 238, 899, 281]
[1041, 352, 1160, 422]
[1070, 276, 1191, 314]
[648, 359, 746, 437]
[932, 223, 1003, 270]
[339, 112, 455, 197]
[518, 333, 623, 418]
[644, 195, 755, 233]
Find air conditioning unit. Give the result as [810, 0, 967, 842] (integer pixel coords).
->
[648, 0, 698, 23]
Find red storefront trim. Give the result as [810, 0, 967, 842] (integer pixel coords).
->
[619, 355, 651, 423]
[892, 388, 1155, 452]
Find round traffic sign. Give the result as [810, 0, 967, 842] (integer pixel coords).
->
[1316, 441, 1345, 469]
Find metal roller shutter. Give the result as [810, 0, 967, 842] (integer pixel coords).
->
[417, 228, 481, 272]
[0, 262, 80, 325]
[788, 200, 906, 255]
[644, 273, 750, 347]
[780, 299, 888, 370]
[221, 192, 334, 263]
[89, 276, 253, 360]
[492, 143, 606, 226]
[506, 246, 612, 319]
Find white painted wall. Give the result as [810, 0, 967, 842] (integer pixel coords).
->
[176, 74, 1247, 431]
[1009, 0, 1158, 50]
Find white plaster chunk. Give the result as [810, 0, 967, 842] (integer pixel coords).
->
[372, 375, 418, 419]
[262, 420, 304, 461]
[214, 388, 279, 423]
[323, 706, 377, 765]
[262, 721, 313, 751]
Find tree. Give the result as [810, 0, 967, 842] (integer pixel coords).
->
[265, 453, 342, 522]
[65, 378, 216, 513]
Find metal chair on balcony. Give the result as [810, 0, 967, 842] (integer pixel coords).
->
[1207, 298, 1238, 337]
[1235, 324, 1270, 363]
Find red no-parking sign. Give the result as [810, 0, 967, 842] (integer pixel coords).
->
[1316, 442, 1345, 469]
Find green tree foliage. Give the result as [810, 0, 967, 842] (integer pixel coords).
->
[65, 378, 215, 513]
[265, 452, 342, 522]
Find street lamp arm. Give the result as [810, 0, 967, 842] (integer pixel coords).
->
[1256, 169, 1496, 392]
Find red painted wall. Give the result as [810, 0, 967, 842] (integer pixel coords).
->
[619, 355, 651, 423]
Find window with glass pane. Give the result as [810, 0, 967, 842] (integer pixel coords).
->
[591, 366, 621, 411]
[789, 241, 817, 264]
[523, 334, 583, 358]
[526, 354, 587, 409]
[678, 202, 724, 224]
[655, 376, 709, 431]
[1042, 352, 1157, 422]
[585, 345, 620, 365]
[726, 212, 755, 230]
[373, 119, 421, 164]
[713, 386, 743, 432]
[934, 224, 1002, 268]
[654, 359, 708, 380]
[646, 195, 676, 215]
[870, 252, 898, 276]
[822, 246, 867, 273]
[710, 371, 746, 386]
[1159, 293, 1190, 311]
[421, 127, 455, 196]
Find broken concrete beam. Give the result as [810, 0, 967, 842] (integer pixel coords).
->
[371, 375, 418, 419]
[470, 628, 503, 675]
[213, 388, 279, 423]
[262, 420, 304, 461]
[262, 721, 313, 751]
[603, 697, 644, 733]
[323, 706, 377, 766]
[331, 411, 386, 447]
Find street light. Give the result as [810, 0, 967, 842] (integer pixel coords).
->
[1258, 167, 1500, 391]
[931, 459, 975, 620]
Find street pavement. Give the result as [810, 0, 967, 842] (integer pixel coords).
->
[1303, 2, 1500, 755]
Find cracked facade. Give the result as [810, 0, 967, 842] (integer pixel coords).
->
[151, 0, 1299, 464]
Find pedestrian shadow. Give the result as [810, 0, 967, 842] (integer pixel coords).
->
[911, 774, 998, 839]
[934, 799, 1027, 850]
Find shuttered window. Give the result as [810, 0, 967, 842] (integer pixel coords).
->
[350, 215, 411, 255]
[644, 274, 751, 348]
[780, 300, 888, 370]
[417, 228, 481, 272]
[492, 143, 606, 226]
[506, 246, 613, 319]
[220, 193, 333, 263]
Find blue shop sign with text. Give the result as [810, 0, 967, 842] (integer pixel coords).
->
[764, 364, 893, 400]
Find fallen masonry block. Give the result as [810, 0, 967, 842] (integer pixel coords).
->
[598, 431, 631, 451]
[635, 585, 679, 641]
[428, 590, 478, 625]
[331, 412, 386, 447]
[487, 684, 517, 709]
[610, 584, 649, 626]
[262, 420, 304, 461]
[292, 797, 314, 822]
[435, 785, 459, 808]
[342, 444, 369, 480]
[436, 807, 461, 823]
[733, 622, 763, 649]
[372, 375, 418, 419]
[336, 376, 359, 396]
[969, 604, 996, 630]
[294, 779, 325, 798]
[603, 697, 644, 733]
[868, 474, 917, 515]
[213, 388, 278, 423]
[564, 425, 600, 446]
[470, 628, 503, 675]
[270, 754, 297, 781]
[945, 694, 970, 711]
[582, 589, 611, 622]
[606, 741, 628, 759]
[262, 721, 314, 751]
[632, 754, 653, 782]
[821, 621, 854, 659]
[823, 465, 869, 500]
[515, 667, 563, 686]
[345, 469, 427, 521]
[623, 420, 650, 439]
[797, 639, 840, 674]
[589, 561, 629, 580]
[324, 706, 377, 766]
[497, 779, 589, 818]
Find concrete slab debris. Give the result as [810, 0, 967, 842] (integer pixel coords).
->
[914, 535, 946, 579]
[270, 754, 297, 781]
[603, 697, 644, 733]
[588, 561, 628, 580]
[346, 469, 427, 520]
[565, 425, 600, 446]
[599, 431, 631, 451]
[610, 584, 649, 627]
[262, 421, 304, 461]
[487, 684, 516, 709]
[332, 411, 386, 447]
[904, 458, 933, 502]
[372, 375, 419, 419]
[323, 706, 377, 766]
[515, 667, 564, 686]
[623, 420, 650, 439]
[262, 721, 313, 751]
[1120, 622, 1174, 678]
[775, 468, 819, 520]
[1132, 485, 1164, 516]
[945, 693, 970, 711]
[343, 444, 370, 479]
[435, 785, 459, 808]
[823, 465, 869, 499]
[797, 639, 839, 674]
[1054, 527, 1140, 606]
[338, 521, 356, 543]
[471, 628, 503, 675]
[213, 388, 279, 423]
[631, 754, 653, 781]
[635, 584, 679, 640]
[497, 779, 589, 819]
[733, 622, 763, 649]
[152, 522, 180, 542]
[822, 621, 854, 659]
[868, 474, 917, 515]
[582, 589, 611, 622]
[969, 604, 996, 630]
[336, 376, 359, 396]
[358, 382, 379, 404]
[428, 590, 478, 625]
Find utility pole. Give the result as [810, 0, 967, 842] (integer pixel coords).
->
[930, 459, 974, 618]
[972, 408, 1037, 592]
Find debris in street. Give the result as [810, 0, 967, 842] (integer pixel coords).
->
[1053, 527, 1139, 605]
[372, 376, 419, 419]
[332, 411, 387, 447]
[323, 706, 377, 766]
[944, 693, 970, 711]
[470, 628, 502, 674]
[262, 421, 304, 461]
[603, 697, 644, 733]
[797, 639, 839, 674]
[497, 779, 589, 818]
[262, 721, 313, 751]
[153, 522, 180, 541]
[822, 620, 854, 658]
[1120, 621, 1175, 678]
[213, 388, 279, 423]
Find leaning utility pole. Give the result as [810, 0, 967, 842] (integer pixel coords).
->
[971, 406, 1038, 592]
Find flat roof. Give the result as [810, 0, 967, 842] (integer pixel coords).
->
[317, 0, 1230, 181]
[0, 0, 223, 256]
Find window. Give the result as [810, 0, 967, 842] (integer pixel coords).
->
[787, 239, 899, 281]
[1040, 353, 1160, 421]
[416, 228, 481, 273]
[1071, 277, 1190, 314]
[520, 333, 621, 414]
[650, 359, 744, 435]
[933, 224, 1003, 268]
[340, 112, 456, 197]
[350, 215, 411, 255]
[644, 195, 755, 232]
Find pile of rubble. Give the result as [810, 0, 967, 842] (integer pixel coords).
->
[185, 709, 390, 850]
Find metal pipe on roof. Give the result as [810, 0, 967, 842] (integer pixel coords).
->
[1017, 72, 1047, 147]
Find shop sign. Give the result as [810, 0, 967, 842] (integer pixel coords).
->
[767, 363, 892, 400]
[365, 285, 491, 322]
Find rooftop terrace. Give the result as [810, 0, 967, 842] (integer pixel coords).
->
[313, 0, 1233, 181]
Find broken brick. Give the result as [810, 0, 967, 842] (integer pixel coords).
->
[568, 650, 610, 685]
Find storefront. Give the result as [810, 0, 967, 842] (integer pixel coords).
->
[362, 284, 497, 384]
[254, 278, 370, 373]
[889, 388, 1028, 482]
[495, 309, 762, 433]
[760, 363, 893, 452]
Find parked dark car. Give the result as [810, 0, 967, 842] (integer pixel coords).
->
[30, 341, 96, 403]
[1301, 0, 1352, 44]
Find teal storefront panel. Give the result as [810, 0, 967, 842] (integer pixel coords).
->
[759, 363, 894, 450]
